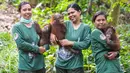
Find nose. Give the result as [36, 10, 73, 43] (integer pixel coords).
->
[100, 20, 103, 23]
[26, 10, 30, 13]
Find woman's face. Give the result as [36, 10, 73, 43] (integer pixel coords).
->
[67, 8, 81, 23]
[20, 4, 32, 19]
[94, 15, 107, 30]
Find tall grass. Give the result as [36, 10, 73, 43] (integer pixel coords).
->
[0, 32, 18, 73]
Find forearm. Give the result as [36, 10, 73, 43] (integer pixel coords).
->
[72, 26, 91, 50]
[17, 41, 40, 53]
[72, 40, 91, 50]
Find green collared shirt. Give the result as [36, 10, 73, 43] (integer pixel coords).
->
[55, 21, 91, 69]
[91, 29, 123, 73]
[12, 22, 45, 71]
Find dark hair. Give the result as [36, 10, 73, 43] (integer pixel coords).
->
[18, 2, 31, 12]
[92, 11, 107, 22]
[66, 3, 81, 12]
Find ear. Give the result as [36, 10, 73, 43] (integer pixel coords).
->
[78, 10, 81, 15]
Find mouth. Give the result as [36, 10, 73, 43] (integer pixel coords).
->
[70, 16, 75, 21]
[59, 21, 64, 24]
[99, 23, 105, 27]
[25, 14, 31, 19]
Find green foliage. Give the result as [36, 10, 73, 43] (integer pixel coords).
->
[44, 45, 57, 73]
[54, 0, 73, 12]
[116, 24, 130, 73]
[32, 0, 74, 26]
[0, 2, 8, 10]
[82, 49, 95, 73]
[12, 0, 29, 6]
[120, 2, 130, 12]
[32, 7, 52, 25]
[0, 32, 18, 73]
[1, 0, 130, 73]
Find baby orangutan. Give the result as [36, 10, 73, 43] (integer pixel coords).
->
[51, 13, 66, 43]
[51, 13, 79, 53]
[104, 26, 120, 59]
[34, 22, 51, 46]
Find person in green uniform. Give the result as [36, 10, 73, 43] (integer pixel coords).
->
[12, 2, 46, 73]
[91, 11, 124, 73]
[50, 3, 91, 73]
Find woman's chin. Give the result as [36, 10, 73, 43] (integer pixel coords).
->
[98, 27, 104, 30]
[24, 17, 31, 20]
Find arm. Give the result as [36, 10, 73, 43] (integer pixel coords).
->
[12, 25, 40, 53]
[106, 35, 120, 51]
[34, 22, 42, 36]
[72, 26, 91, 50]
[50, 33, 58, 45]
[106, 38, 120, 59]
[60, 25, 91, 50]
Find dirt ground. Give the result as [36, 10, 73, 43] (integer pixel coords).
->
[0, 3, 19, 32]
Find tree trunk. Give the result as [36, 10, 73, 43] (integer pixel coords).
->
[87, 0, 93, 15]
[110, 2, 120, 26]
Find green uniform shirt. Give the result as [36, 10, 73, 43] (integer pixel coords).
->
[55, 21, 91, 69]
[12, 22, 45, 71]
[91, 29, 123, 73]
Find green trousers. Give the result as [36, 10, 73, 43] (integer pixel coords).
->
[55, 66, 84, 73]
[18, 67, 46, 73]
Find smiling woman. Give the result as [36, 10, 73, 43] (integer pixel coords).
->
[50, 3, 91, 73]
[91, 11, 123, 73]
[18, 2, 32, 20]
[11, 1, 46, 73]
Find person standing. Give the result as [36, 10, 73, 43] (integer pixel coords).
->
[12, 2, 46, 73]
[51, 3, 91, 73]
[91, 11, 124, 73]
